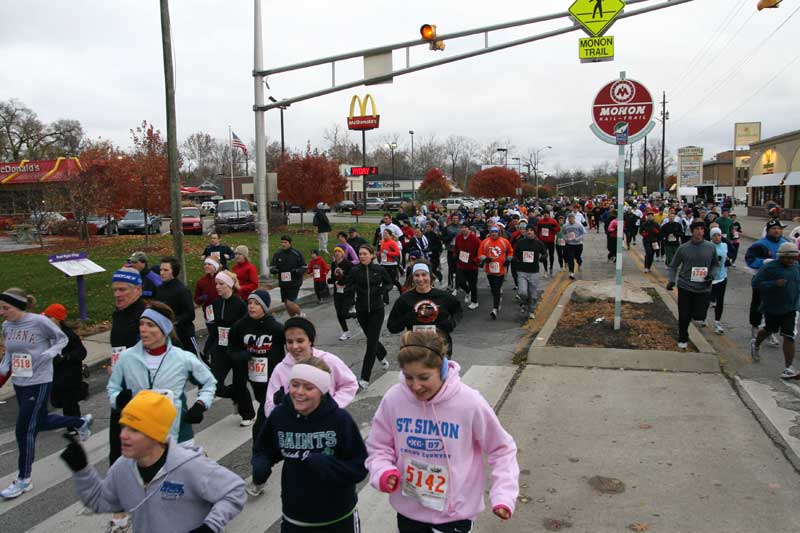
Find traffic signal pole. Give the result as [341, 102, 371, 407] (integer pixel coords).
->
[253, 0, 269, 280]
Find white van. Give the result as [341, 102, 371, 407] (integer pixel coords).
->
[440, 198, 463, 210]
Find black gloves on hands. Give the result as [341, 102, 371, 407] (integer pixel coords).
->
[60, 434, 88, 472]
[116, 389, 133, 411]
[666, 282, 675, 291]
[183, 402, 205, 424]
[273, 387, 286, 406]
[189, 525, 214, 533]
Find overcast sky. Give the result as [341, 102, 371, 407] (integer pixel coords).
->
[2, 0, 797, 174]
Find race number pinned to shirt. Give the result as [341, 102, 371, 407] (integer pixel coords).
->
[313, 267, 321, 280]
[567, 232, 577, 241]
[459, 251, 470, 263]
[412, 325, 437, 332]
[218, 327, 230, 347]
[668, 234, 677, 242]
[111, 346, 125, 367]
[522, 251, 535, 263]
[540, 228, 549, 237]
[248, 357, 269, 382]
[280, 272, 292, 283]
[652, 242, 660, 250]
[489, 261, 501, 274]
[12, 353, 33, 378]
[336, 284, 345, 294]
[402, 457, 449, 511]
[733, 231, 740, 239]
[557, 238, 566, 247]
[381, 252, 388, 263]
[690, 267, 708, 282]
[204, 305, 215, 323]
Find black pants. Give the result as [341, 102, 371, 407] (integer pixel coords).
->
[728, 241, 740, 263]
[51, 384, 82, 420]
[109, 409, 122, 465]
[212, 349, 255, 420]
[678, 288, 710, 343]
[430, 249, 443, 282]
[555, 244, 565, 268]
[487, 274, 504, 309]
[643, 241, 656, 269]
[397, 513, 473, 533]
[384, 264, 403, 295]
[447, 252, 458, 287]
[357, 307, 387, 381]
[333, 291, 352, 331]
[625, 230, 637, 248]
[314, 281, 330, 300]
[607, 235, 617, 260]
[544, 241, 555, 271]
[510, 261, 518, 287]
[749, 287, 763, 328]
[711, 279, 727, 321]
[282, 510, 360, 532]
[178, 332, 199, 356]
[564, 244, 583, 273]
[456, 269, 478, 303]
[250, 381, 268, 445]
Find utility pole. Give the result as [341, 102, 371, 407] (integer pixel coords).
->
[660, 91, 668, 192]
[253, 0, 269, 280]
[159, 0, 185, 283]
[642, 136, 647, 192]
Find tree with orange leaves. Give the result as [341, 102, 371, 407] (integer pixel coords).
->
[417, 167, 451, 201]
[277, 149, 347, 211]
[125, 121, 172, 244]
[468, 166, 521, 199]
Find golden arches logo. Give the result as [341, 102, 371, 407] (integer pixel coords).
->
[347, 94, 380, 130]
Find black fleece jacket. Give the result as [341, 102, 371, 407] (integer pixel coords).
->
[154, 278, 196, 341]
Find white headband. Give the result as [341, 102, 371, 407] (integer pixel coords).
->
[215, 271, 235, 288]
[412, 263, 430, 274]
[289, 364, 331, 395]
[205, 257, 220, 270]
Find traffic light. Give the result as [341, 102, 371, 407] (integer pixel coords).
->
[420, 24, 446, 51]
[757, 0, 782, 10]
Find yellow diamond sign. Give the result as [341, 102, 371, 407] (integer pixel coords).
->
[569, 0, 625, 37]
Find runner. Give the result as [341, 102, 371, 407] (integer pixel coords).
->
[623, 207, 639, 250]
[201, 233, 235, 270]
[346, 245, 392, 389]
[346, 227, 368, 258]
[660, 210, 684, 267]
[329, 246, 356, 340]
[640, 212, 661, 273]
[366, 331, 520, 531]
[379, 229, 404, 298]
[61, 390, 246, 531]
[728, 213, 743, 266]
[194, 257, 221, 347]
[334, 231, 360, 264]
[231, 245, 259, 300]
[605, 209, 619, 263]
[424, 220, 444, 285]
[270, 235, 307, 318]
[514, 225, 547, 319]
[307, 249, 331, 303]
[205, 270, 253, 426]
[0, 288, 93, 500]
[750, 242, 800, 378]
[42, 303, 88, 431]
[154, 256, 199, 355]
[745, 220, 789, 343]
[126, 251, 162, 299]
[480, 226, 514, 320]
[562, 214, 587, 280]
[387, 262, 463, 356]
[555, 215, 567, 271]
[666, 221, 719, 350]
[251, 358, 368, 530]
[536, 211, 559, 277]
[443, 214, 462, 290]
[709, 228, 730, 334]
[453, 223, 482, 310]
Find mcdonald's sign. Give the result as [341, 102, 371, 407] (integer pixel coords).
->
[347, 94, 380, 131]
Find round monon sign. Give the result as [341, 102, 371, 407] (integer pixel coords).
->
[591, 77, 654, 144]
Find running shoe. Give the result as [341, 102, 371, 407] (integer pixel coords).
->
[246, 482, 265, 497]
[464, 293, 470, 304]
[643, 268, 650, 273]
[239, 418, 254, 427]
[106, 516, 132, 533]
[693, 319, 706, 328]
[569, 273, 575, 280]
[750, 339, 761, 362]
[77, 414, 93, 442]
[468, 302, 479, 310]
[528, 311, 536, 320]
[380, 358, 390, 370]
[780, 366, 799, 379]
[768, 333, 780, 346]
[514, 294, 521, 303]
[490, 309, 497, 320]
[714, 321, 724, 334]
[339, 331, 353, 341]
[0, 478, 32, 499]
[451, 289, 458, 296]
[358, 379, 370, 390]
[677, 342, 688, 350]
[519, 305, 527, 315]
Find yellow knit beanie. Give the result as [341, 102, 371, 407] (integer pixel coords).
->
[119, 390, 177, 443]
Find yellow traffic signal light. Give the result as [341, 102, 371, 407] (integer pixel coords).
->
[420, 24, 445, 51]
[757, 0, 782, 10]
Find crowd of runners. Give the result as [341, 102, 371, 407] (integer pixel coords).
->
[1, 193, 798, 531]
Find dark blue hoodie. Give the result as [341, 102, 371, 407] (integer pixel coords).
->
[252, 393, 368, 525]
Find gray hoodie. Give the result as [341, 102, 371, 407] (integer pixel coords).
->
[1, 312, 68, 386]
[73, 440, 246, 532]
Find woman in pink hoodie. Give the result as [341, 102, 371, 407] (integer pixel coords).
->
[263, 316, 358, 416]
[366, 331, 519, 531]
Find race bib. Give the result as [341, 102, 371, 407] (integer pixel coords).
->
[652, 242, 660, 250]
[218, 327, 230, 347]
[459, 251, 470, 263]
[211, 252, 220, 260]
[489, 261, 500, 274]
[567, 232, 577, 241]
[111, 346, 125, 367]
[381, 252, 388, 263]
[636, 219, 641, 226]
[204, 305, 215, 323]
[557, 238, 566, 247]
[522, 251, 535, 263]
[313, 267, 321, 280]
[540, 228, 549, 237]
[248, 357, 269, 382]
[152, 389, 175, 403]
[668, 235, 677, 242]
[280, 272, 292, 283]
[690, 267, 708, 282]
[336, 284, 345, 294]
[733, 231, 740, 239]
[412, 325, 437, 332]
[402, 457, 449, 511]
[12, 353, 33, 378]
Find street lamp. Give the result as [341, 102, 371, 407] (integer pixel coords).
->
[409, 130, 415, 200]
[533, 145, 552, 199]
[389, 142, 398, 198]
[511, 156, 521, 174]
[496, 147, 508, 168]
[268, 96, 290, 154]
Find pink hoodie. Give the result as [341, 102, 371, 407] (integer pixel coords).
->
[264, 347, 358, 416]
[366, 361, 519, 524]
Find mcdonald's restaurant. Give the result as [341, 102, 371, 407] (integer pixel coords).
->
[746, 129, 800, 217]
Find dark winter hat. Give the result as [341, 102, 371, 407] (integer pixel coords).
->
[766, 219, 787, 230]
[284, 316, 316, 344]
[248, 289, 272, 314]
[280, 234, 292, 242]
[689, 220, 706, 230]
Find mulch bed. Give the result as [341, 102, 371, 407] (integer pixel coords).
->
[547, 289, 694, 351]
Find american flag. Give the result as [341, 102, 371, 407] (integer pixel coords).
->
[231, 131, 248, 156]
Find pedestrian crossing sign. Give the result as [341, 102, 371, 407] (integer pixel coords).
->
[569, 0, 626, 37]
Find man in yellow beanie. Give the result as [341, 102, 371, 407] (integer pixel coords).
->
[61, 391, 246, 532]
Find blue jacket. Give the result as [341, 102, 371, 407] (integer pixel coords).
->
[745, 235, 789, 273]
[751, 260, 800, 315]
[108, 341, 216, 441]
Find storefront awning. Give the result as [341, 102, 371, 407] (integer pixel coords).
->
[0, 157, 82, 185]
[747, 173, 785, 187]
[782, 171, 800, 186]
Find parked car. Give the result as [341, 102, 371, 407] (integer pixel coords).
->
[287, 204, 305, 213]
[200, 201, 216, 213]
[385, 197, 404, 211]
[180, 206, 203, 235]
[86, 214, 118, 236]
[118, 210, 162, 235]
[440, 198, 463, 211]
[214, 199, 255, 233]
[25, 212, 66, 235]
[365, 197, 385, 210]
[335, 200, 356, 212]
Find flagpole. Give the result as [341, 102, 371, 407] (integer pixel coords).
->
[229, 125, 236, 200]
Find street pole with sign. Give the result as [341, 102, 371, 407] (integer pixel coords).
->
[590, 72, 655, 330]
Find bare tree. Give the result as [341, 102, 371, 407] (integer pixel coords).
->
[444, 135, 466, 183]
[0, 99, 84, 160]
[636, 137, 675, 192]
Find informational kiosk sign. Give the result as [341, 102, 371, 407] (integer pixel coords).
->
[48, 252, 106, 321]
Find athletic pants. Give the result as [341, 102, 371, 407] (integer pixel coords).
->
[643, 241, 656, 269]
[357, 307, 387, 381]
[282, 510, 360, 532]
[383, 264, 403, 295]
[447, 252, 457, 287]
[665, 243, 679, 266]
[606, 235, 617, 260]
[429, 250, 443, 282]
[728, 241, 740, 263]
[749, 287, 763, 329]
[711, 279, 727, 322]
[333, 291, 352, 332]
[397, 513, 472, 533]
[565, 244, 584, 273]
[211, 349, 255, 420]
[487, 274, 504, 309]
[556, 244, 565, 269]
[517, 271, 539, 313]
[678, 288, 711, 343]
[456, 269, 478, 304]
[544, 241, 555, 271]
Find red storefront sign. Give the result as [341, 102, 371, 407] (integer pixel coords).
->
[0, 157, 82, 185]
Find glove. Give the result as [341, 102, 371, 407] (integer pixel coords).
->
[183, 401, 205, 424]
[273, 387, 286, 406]
[189, 525, 214, 533]
[666, 282, 675, 291]
[270, 267, 279, 275]
[53, 354, 65, 365]
[60, 434, 88, 472]
[116, 388, 133, 411]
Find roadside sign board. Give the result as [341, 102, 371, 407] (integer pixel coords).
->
[48, 252, 105, 277]
[569, 0, 626, 37]
[615, 122, 629, 145]
[579, 35, 614, 63]
[591, 77, 654, 144]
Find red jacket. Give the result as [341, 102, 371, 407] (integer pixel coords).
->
[454, 232, 482, 271]
[379, 239, 402, 264]
[307, 256, 330, 282]
[232, 260, 259, 299]
[193, 273, 219, 320]
[536, 217, 560, 244]
[479, 236, 514, 276]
